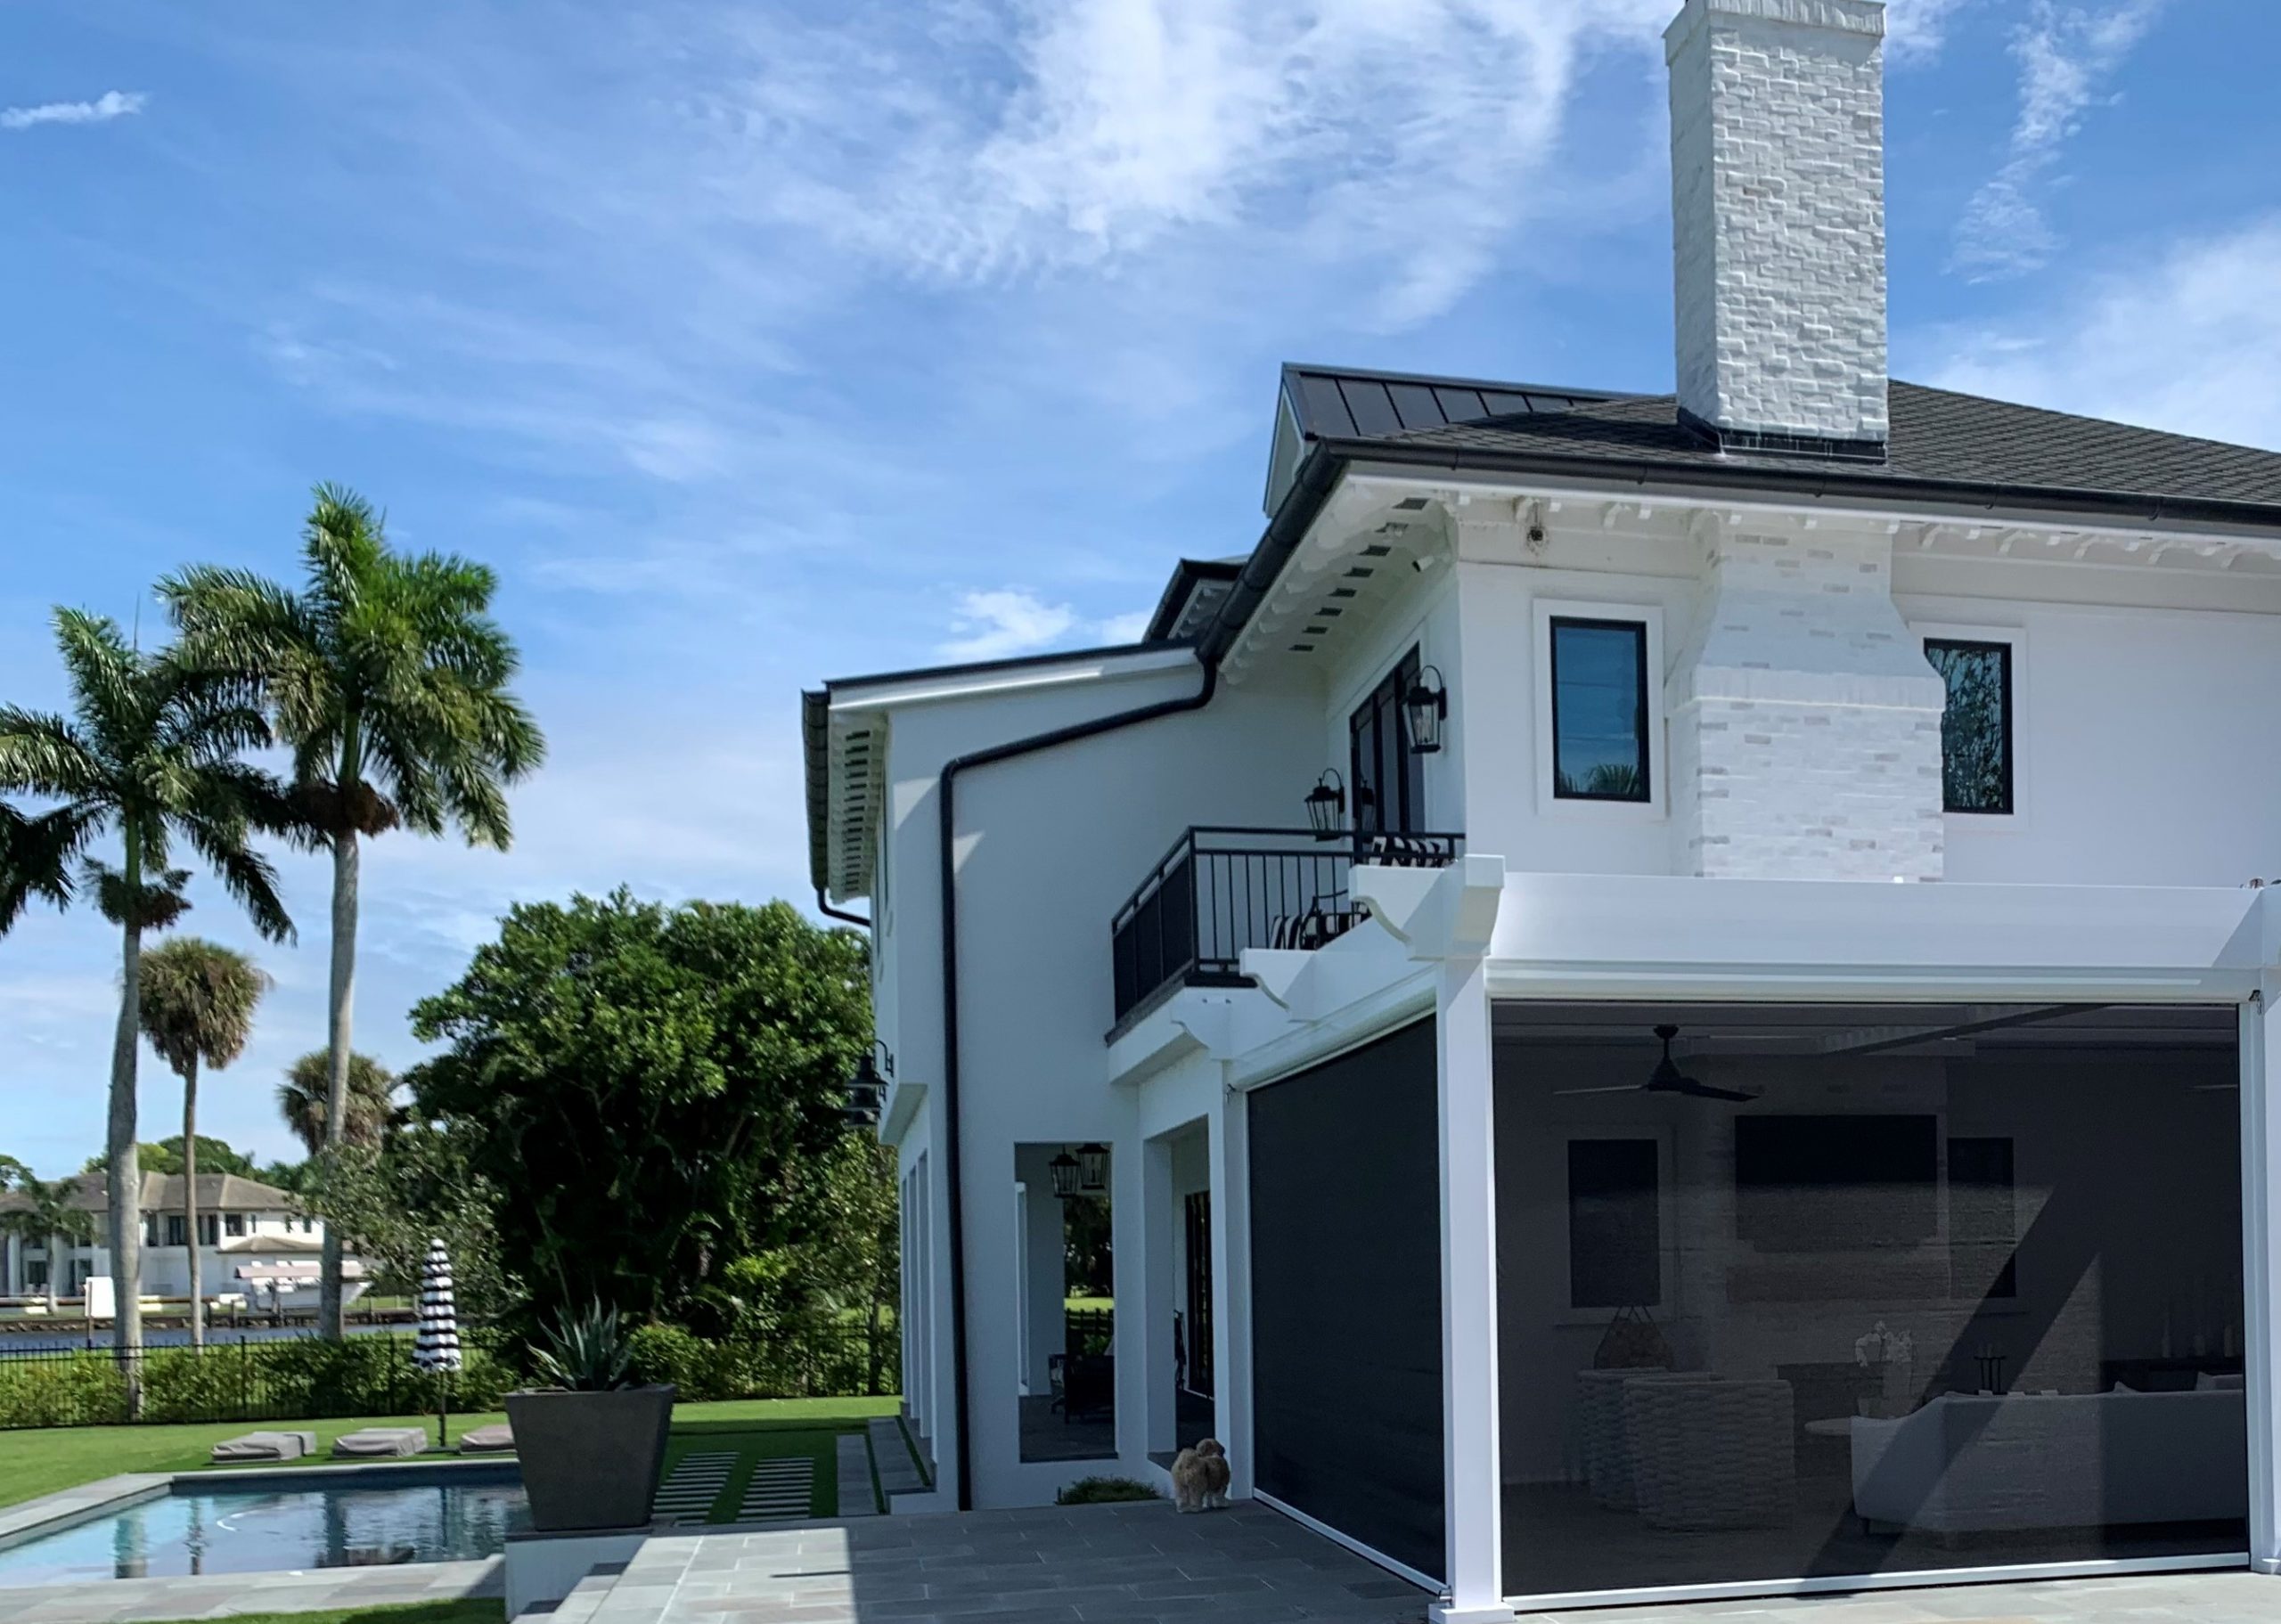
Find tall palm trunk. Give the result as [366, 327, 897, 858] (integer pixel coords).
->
[45, 1232, 61, 1317]
[317, 826, 358, 1342]
[183, 1058, 203, 1349]
[107, 832, 145, 1416]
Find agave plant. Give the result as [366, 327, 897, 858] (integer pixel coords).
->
[527, 1301, 635, 1392]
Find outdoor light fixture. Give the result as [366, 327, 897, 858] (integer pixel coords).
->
[1404, 665, 1448, 755]
[1049, 1149, 1083, 1199]
[844, 1042, 895, 1129]
[1304, 769, 1347, 840]
[1075, 1143, 1110, 1193]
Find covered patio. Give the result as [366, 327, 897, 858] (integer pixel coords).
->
[536, 1505, 2281, 1624]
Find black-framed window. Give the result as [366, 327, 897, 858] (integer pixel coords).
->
[224, 1212, 245, 1237]
[1349, 647, 1426, 836]
[1549, 617, 1650, 802]
[1567, 1139, 1661, 1310]
[1925, 638, 2013, 814]
[164, 1215, 187, 1247]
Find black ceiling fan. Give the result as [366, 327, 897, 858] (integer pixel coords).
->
[1556, 1024, 1762, 1103]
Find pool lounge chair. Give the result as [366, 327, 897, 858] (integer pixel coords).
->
[456, 1424, 515, 1455]
[210, 1429, 317, 1463]
[331, 1427, 429, 1459]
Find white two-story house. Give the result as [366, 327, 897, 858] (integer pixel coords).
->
[805, 3, 2281, 1619]
[0, 1171, 365, 1314]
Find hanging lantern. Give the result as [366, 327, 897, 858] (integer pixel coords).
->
[1304, 770, 1346, 841]
[1049, 1150, 1082, 1199]
[1403, 665, 1448, 755]
[1075, 1143, 1110, 1193]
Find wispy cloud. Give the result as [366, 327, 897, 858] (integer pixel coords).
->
[1925, 216, 2281, 452]
[1883, 0, 1972, 63]
[1, 89, 146, 131]
[1950, 1, 2163, 281]
[937, 588, 1153, 661]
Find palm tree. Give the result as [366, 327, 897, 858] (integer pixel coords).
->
[137, 938, 271, 1347]
[0, 609, 297, 1397]
[0, 1163, 97, 1315]
[278, 1049, 399, 1155]
[164, 486, 543, 1339]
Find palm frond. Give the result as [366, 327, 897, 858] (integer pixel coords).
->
[81, 857, 192, 931]
[175, 813, 295, 944]
[0, 707, 107, 800]
[0, 803, 97, 933]
[50, 610, 149, 760]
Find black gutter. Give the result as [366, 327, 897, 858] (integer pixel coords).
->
[1310, 434, 2281, 536]
[815, 887, 871, 929]
[936, 659, 1219, 1509]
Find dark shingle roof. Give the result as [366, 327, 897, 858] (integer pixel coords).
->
[1282, 363, 2281, 522]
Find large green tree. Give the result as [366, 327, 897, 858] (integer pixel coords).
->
[277, 1049, 399, 1156]
[0, 610, 296, 1395]
[137, 937, 270, 1346]
[162, 484, 544, 1339]
[298, 1117, 514, 1323]
[0, 1158, 97, 1316]
[409, 891, 869, 1330]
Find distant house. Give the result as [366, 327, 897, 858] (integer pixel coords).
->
[0, 1171, 367, 1312]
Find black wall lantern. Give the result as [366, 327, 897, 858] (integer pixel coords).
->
[1404, 665, 1448, 755]
[843, 1041, 895, 1129]
[1075, 1143, 1110, 1193]
[1048, 1150, 1082, 1199]
[1304, 769, 1347, 840]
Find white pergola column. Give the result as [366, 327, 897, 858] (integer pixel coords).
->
[2244, 984, 2281, 1573]
[1210, 1087, 1255, 1497]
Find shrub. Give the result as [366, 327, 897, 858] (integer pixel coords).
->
[625, 1322, 745, 1400]
[0, 1354, 127, 1427]
[1056, 1476, 1162, 1506]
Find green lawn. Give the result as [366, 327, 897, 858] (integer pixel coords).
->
[0, 1396, 901, 1514]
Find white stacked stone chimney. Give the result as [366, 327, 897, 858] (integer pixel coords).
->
[1661, 0, 1946, 880]
[1667, 0, 1890, 451]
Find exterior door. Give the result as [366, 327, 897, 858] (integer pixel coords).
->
[1184, 1190, 1214, 1399]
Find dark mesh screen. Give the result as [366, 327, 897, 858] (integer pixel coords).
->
[1249, 1018, 1443, 1581]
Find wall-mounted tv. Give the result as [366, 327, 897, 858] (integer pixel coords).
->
[1734, 1114, 1939, 1250]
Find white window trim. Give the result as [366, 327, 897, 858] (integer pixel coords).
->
[1533, 597, 1667, 823]
[1912, 619, 2030, 832]
[1553, 1123, 1677, 1325]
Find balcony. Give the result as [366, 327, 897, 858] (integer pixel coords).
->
[1110, 826, 1464, 1032]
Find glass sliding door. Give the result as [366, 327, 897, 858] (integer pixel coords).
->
[1494, 1002, 2247, 1601]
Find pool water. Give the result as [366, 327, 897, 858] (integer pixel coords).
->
[0, 1466, 530, 1587]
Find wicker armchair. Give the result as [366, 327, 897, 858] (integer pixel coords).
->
[1623, 1375, 1796, 1530]
[1575, 1367, 1664, 1508]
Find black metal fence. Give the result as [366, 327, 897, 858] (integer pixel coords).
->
[0, 1319, 902, 1431]
[1109, 826, 1464, 1026]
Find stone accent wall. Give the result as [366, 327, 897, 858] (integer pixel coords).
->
[1668, 526, 1946, 880]
[1667, 0, 1889, 445]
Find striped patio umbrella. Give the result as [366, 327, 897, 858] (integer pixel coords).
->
[414, 1238, 462, 1446]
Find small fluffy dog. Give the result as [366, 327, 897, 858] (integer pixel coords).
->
[1170, 1438, 1230, 1513]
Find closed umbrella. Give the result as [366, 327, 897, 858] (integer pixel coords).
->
[413, 1238, 462, 1447]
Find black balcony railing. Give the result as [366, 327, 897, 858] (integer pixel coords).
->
[1109, 826, 1463, 1030]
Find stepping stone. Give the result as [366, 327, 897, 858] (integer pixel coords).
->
[734, 1457, 813, 1522]
[836, 1433, 879, 1517]
[652, 1450, 736, 1521]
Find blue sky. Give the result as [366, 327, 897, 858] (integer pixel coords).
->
[4, 0, 2277, 1175]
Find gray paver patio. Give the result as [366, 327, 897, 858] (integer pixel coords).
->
[0, 1557, 501, 1624]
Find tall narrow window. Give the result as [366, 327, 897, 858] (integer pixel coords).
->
[1567, 1139, 1662, 1310]
[1550, 618, 1649, 802]
[1349, 647, 1426, 836]
[1925, 638, 2013, 814]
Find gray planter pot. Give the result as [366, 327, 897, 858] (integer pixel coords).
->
[506, 1384, 676, 1531]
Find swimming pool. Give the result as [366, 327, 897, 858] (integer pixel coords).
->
[0, 1466, 529, 1587]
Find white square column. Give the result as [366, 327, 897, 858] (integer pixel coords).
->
[2244, 985, 2281, 1573]
[1434, 952, 1508, 1623]
[1210, 1090, 1255, 1496]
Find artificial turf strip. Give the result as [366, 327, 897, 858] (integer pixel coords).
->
[0, 1396, 902, 1513]
[660, 1424, 852, 1522]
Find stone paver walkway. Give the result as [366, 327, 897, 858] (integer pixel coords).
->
[0, 1557, 501, 1624]
[1574, 1570, 2281, 1623]
[583, 1501, 1427, 1624]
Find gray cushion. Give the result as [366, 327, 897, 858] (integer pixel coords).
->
[210, 1430, 316, 1463]
[330, 1427, 429, 1458]
[456, 1424, 516, 1454]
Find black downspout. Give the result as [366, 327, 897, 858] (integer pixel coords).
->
[815, 887, 871, 929]
[936, 660, 1219, 1509]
